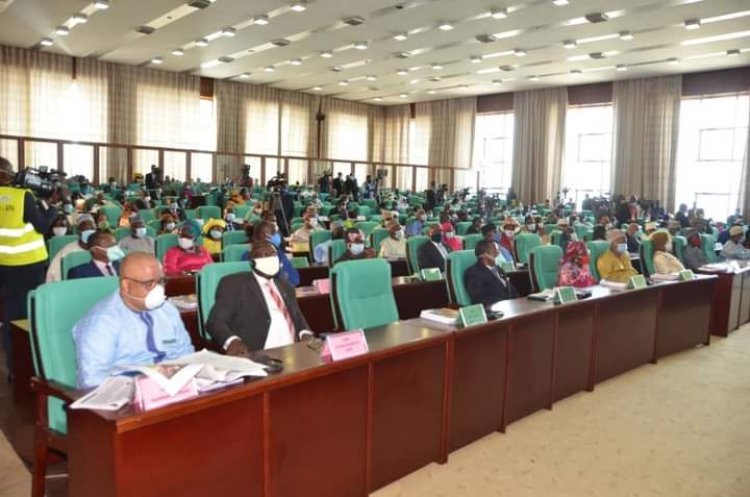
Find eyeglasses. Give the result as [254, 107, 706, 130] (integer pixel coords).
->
[122, 276, 166, 290]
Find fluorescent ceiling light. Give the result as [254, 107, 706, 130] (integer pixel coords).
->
[238, 73, 251, 79]
[338, 80, 349, 86]
[373, 97, 383, 102]
[513, 48, 527, 57]
[312, 86, 323, 91]
[40, 37, 53, 47]
[727, 49, 740, 57]
[682, 30, 750, 46]
[553, 0, 569, 5]
[400, 94, 408, 98]
[290, 58, 302, 66]
[563, 39, 577, 49]
[529, 75, 540, 81]
[290, 1, 307, 12]
[397, 69, 408, 76]
[616, 64, 627, 71]
[218, 56, 234, 63]
[430, 76, 442, 82]
[438, 22, 454, 31]
[221, 27, 236, 37]
[354, 41, 369, 50]
[254, 15, 270, 25]
[703, 10, 750, 24]
[684, 19, 701, 30]
[491, 8, 508, 19]
[365, 75, 377, 81]
[196, 38, 209, 47]
[172, 48, 185, 56]
[394, 32, 408, 41]
[459, 85, 469, 89]
[94, 0, 110, 9]
[320, 50, 333, 58]
[72, 13, 88, 23]
[470, 55, 483, 63]
[151, 57, 163, 64]
[55, 26, 70, 36]
[619, 31, 634, 40]
[264, 65, 275, 72]
[427, 90, 437, 94]
[431, 63, 444, 70]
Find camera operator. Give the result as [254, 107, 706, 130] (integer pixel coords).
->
[0, 157, 61, 376]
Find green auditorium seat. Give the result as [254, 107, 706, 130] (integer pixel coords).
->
[587, 240, 610, 282]
[48, 235, 78, 261]
[700, 233, 718, 263]
[673, 235, 687, 264]
[155, 233, 178, 262]
[197, 205, 221, 221]
[446, 250, 477, 306]
[222, 230, 248, 249]
[330, 259, 398, 330]
[370, 228, 390, 254]
[221, 243, 251, 262]
[197, 261, 250, 342]
[61, 251, 92, 279]
[529, 245, 563, 291]
[455, 222, 472, 236]
[329, 239, 347, 265]
[462, 234, 483, 251]
[639, 239, 655, 277]
[514, 233, 542, 264]
[406, 235, 429, 274]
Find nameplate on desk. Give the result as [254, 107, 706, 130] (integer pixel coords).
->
[678, 269, 695, 281]
[627, 274, 648, 290]
[312, 278, 331, 294]
[325, 329, 369, 361]
[459, 304, 488, 328]
[554, 286, 578, 304]
[420, 268, 442, 281]
[499, 261, 515, 273]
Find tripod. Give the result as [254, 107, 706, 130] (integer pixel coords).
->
[268, 191, 290, 237]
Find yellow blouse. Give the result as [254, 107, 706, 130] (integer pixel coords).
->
[597, 250, 639, 283]
[653, 251, 685, 274]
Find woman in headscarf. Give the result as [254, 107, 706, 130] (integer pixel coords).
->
[202, 219, 227, 255]
[440, 221, 462, 252]
[557, 241, 595, 288]
[650, 231, 685, 274]
[163, 220, 213, 275]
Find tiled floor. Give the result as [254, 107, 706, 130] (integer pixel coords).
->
[1, 327, 749, 497]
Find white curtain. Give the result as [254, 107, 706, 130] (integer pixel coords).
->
[323, 98, 371, 162]
[738, 103, 750, 215]
[511, 88, 568, 203]
[612, 75, 682, 210]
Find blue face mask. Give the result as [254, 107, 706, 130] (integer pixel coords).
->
[80, 229, 95, 244]
[63, 204, 74, 214]
[106, 246, 126, 262]
[268, 233, 282, 248]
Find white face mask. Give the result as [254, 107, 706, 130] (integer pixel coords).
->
[226, 213, 235, 222]
[178, 237, 194, 250]
[445, 231, 454, 239]
[209, 229, 222, 240]
[52, 227, 67, 237]
[617, 243, 628, 254]
[254, 256, 280, 278]
[309, 218, 319, 228]
[134, 227, 147, 238]
[144, 284, 166, 310]
[665, 242, 673, 252]
[350, 243, 365, 255]
[165, 222, 176, 232]
[394, 230, 404, 240]
[504, 230, 515, 238]
[144, 196, 151, 202]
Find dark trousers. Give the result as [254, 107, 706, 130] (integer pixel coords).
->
[0, 262, 46, 376]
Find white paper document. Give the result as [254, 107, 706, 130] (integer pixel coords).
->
[70, 376, 134, 411]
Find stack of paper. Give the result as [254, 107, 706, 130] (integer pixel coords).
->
[651, 273, 679, 282]
[420, 308, 459, 325]
[527, 289, 555, 301]
[168, 294, 198, 310]
[599, 280, 628, 291]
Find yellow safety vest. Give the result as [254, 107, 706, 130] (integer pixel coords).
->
[0, 187, 48, 266]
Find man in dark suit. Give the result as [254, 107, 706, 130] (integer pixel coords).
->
[332, 173, 344, 198]
[68, 231, 124, 279]
[425, 182, 437, 212]
[464, 240, 519, 308]
[145, 165, 161, 199]
[417, 224, 451, 272]
[207, 242, 313, 355]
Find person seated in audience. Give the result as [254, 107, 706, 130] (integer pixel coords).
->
[68, 231, 124, 279]
[207, 242, 313, 355]
[223, 205, 243, 231]
[47, 214, 97, 282]
[498, 219, 518, 259]
[683, 229, 707, 271]
[49, 214, 71, 238]
[163, 222, 213, 275]
[405, 209, 426, 237]
[597, 229, 639, 283]
[466, 217, 483, 235]
[650, 231, 685, 274]
[557, 218, 576, 253]
[202, 219, 226, 255]
[164, 198, 185, 222]
[481, 224, 513, 262]
[118, 202, 136, 227]
[158, 213, 178, 235]
[118, 215, 155, 254]
[418, 224, 451, 272]
[593, 224, 607, 241]
[720, 225, 750, 260]
[558, 241, 595, 288]
[717, 223, 734, 245]
[441, 221, 462, 252]
[73, 252, 194, 388]
[312, 222, 344, 265]
[242, 221, 300, 286]
[625, 223, 641, 253]
[291, 212, 322, 252]
[95, 211, 111, 232]
[379, 221, 406, 259]
[62, 199, 78, 226]
[537, 224, 550, 245]
[674, 203, 690, 228]
[335, 228, 376, 265]
[643, 222, 657, 239]
[464, 240, 519, 308]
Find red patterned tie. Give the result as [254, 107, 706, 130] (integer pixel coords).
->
[266, 280, 295, 341]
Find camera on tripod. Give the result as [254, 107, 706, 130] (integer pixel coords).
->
[266, 173, 287, 192]
[13, 166, 66, 198]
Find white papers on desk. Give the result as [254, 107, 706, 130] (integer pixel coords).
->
[599, 280, 628, 291]
[70, 376, 134, 411]
[698, 263, 732, 273]
[168, 294, 198, 310]
[165, 349, 269, 383]
[527, 289, 555, 302]
[650, 273, 679, 282]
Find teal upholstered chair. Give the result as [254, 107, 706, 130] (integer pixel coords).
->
[673, 235, 687, 264]
[234, 205, 250, 218]
[582, 229, 594, 242]
[574, 223, 590, 241]
[48, 235, 78, 261]
[156, 233, 178, 262]
[549, 230, 563, 248]
[639, 239, 655, 277]
[310, 230, 333, 252]
[330, 259, 398, 330]
[329, 239, 347, 265]
[406, 235, 429, 274]
[221, 243, 251, 262]
[222, 230, 248, 249]
[61, 251, 93, 279]
[99, 204, 122, 226]
[529, 245, 563, 292]
[184, 209, 198, 220]
[462, 234, 483, 251]
[446, 250, 477, 306]
[138, 209, 156, 224]
[700, 234, 717, 263]
[28, 276, 119, 497]
[544, 223, 558, 236]
[587, 240, 611, 282]
[514, 233, 542, 265]
[455, 222, 472, 236]
[370, 228, 390, 254]
[355, 221, 379, 237]
[197, 261, 250, 342]
[197, 205, 222, 221]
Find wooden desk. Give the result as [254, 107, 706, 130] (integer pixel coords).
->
[68, 322, 450, 497]
[297, 259, 411, 287]
[9, 320, 34, 402]
[696, 265, 750, 336]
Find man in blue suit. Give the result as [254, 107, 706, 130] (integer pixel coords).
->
[68, 231, 124, 279]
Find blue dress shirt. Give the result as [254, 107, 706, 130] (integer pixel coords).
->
[405, 220, 425, 237]
[73, 291, 195, 388]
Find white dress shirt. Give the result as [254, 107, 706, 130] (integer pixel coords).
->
[92, 259, 117, 276]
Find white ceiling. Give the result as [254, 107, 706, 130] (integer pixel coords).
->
[1, 0, 749, 105]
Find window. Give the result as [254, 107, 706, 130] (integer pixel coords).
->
[327, 110, 368, 162]
[676, 93, 749, 220]
[561, 104, 613, 207]
[472, 112, 514, 194]
[191, 98, 216, 182]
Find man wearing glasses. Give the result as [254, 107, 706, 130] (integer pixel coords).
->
[73, 252, 194, 388]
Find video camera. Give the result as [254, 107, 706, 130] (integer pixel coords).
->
[13, 166, 66, 198]
[266, 173, 287, 192]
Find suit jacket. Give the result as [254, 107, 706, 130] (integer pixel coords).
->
[464, 262, 518, 308]
[206, 272, 310, 352]
[417, 242, 450, 272]
[68, 260, 121, 280]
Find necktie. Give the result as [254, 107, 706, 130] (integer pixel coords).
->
[266, 280, 295, 341]
[140, 312, 166, 363]
[106, 264, 114, 276]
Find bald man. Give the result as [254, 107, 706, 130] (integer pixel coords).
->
[72, 252, 194, 388]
